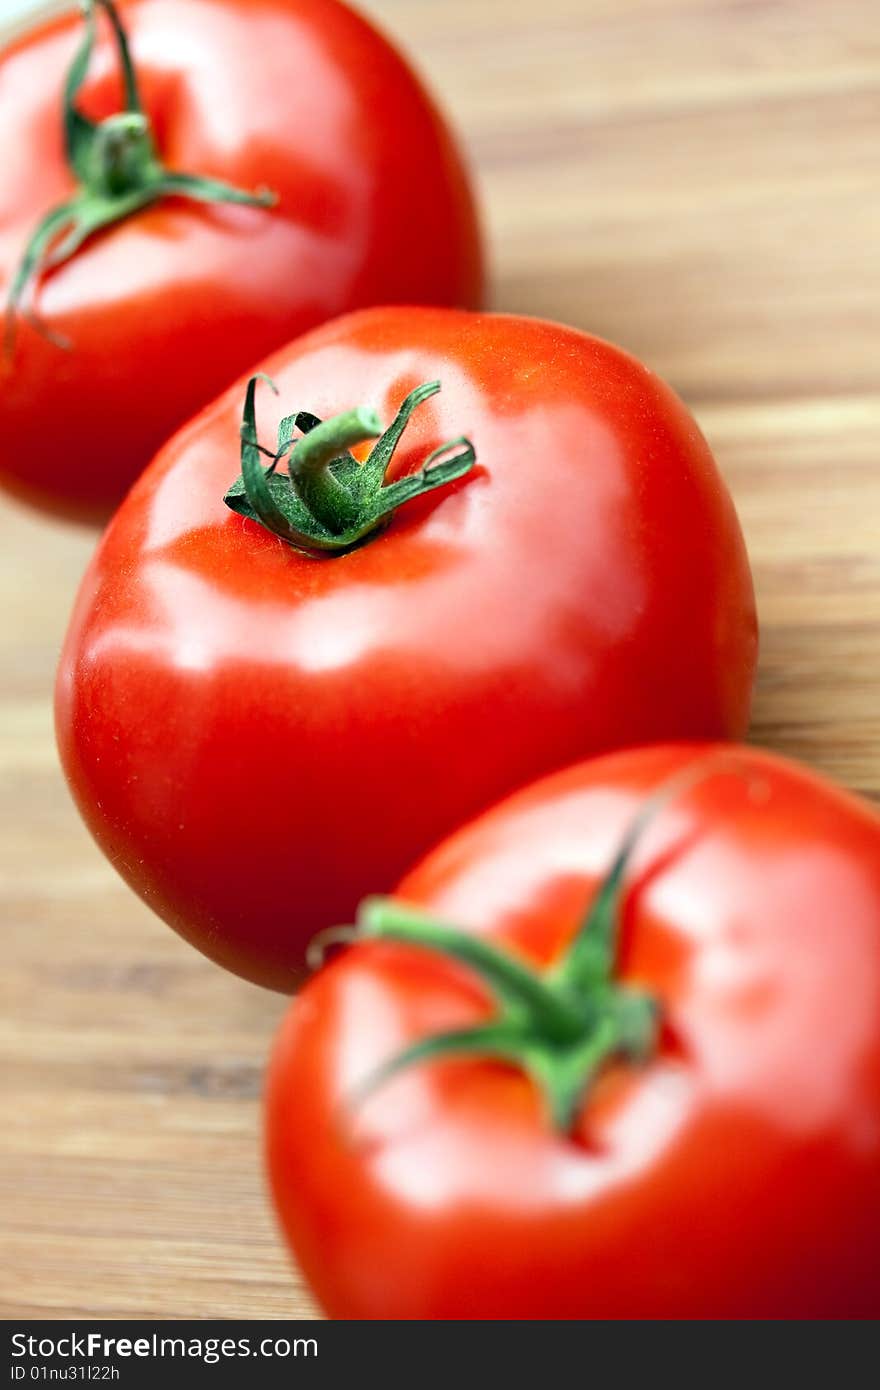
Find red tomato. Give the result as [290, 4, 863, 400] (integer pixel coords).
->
[266, 744, 880, 1319]
[0, 0, 481, 521]
[55, 306, 757, 990]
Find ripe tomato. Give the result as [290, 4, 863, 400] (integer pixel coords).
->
[56, 306, 757, 990]
[0, 0, 481, 521]
[266, 744, 880, 1319]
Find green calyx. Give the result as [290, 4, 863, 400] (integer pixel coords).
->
[327, 781, 697, 1136]
[224, 375, 476, 557]
[4, 0, 275, 353]
[335, 760, 746, 1132]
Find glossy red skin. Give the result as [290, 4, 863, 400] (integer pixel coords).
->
[0, 0, 481, 521]
[267, 744, 880, 1320]
[56, 306, 757, 990]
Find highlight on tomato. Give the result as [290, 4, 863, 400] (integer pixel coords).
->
[55, 305, 758, 991]
[266, 743, 880, 1319]
[0, 0, 482, 520]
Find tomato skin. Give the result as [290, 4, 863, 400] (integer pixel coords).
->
[266, 744, 880, 1320]
[0, 0, 482, 521]
[55, 306, 757, 990]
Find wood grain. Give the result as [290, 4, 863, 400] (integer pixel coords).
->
[1, 0, 878, 1319]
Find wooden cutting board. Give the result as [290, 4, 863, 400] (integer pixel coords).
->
[2, 0, 878, 1319]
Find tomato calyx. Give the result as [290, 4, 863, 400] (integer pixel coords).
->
[331, 780, 694, 1135]
[356, 895, 657, 1134]
[321, 761, 743, 1134]
[224, 375, 477, 556]
[4, 0, 276, 355]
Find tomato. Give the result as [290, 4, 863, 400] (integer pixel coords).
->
[0, 0, 481, 521]
[55, 305, 757, 990]
[266, 743, 880, 1319]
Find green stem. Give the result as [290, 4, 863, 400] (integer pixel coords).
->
[224, 376, 476, 557]
[358, 898, 584, 1042]
[286, 408, 382, 535]
[352, 891, 658, 1134]
[327, 762, 742, 1135]
[83, 114, 158, 198]
[4, 0, 275, 356]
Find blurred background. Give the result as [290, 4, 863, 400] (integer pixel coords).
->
[1, 0, 878, 1317]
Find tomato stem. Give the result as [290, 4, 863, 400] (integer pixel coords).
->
[4, 0, 276, 356]
[340, 759, 741, 1134]
[358, 899, 586, 1042]
[225, 376, 477, 557]
[354, 884, 657, 1135]
[284, 407, 382, 535]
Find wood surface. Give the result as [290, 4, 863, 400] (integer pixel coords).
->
[1, 0, 878, 1319]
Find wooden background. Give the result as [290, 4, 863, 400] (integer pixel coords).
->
[1, 0, 878, 1319]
